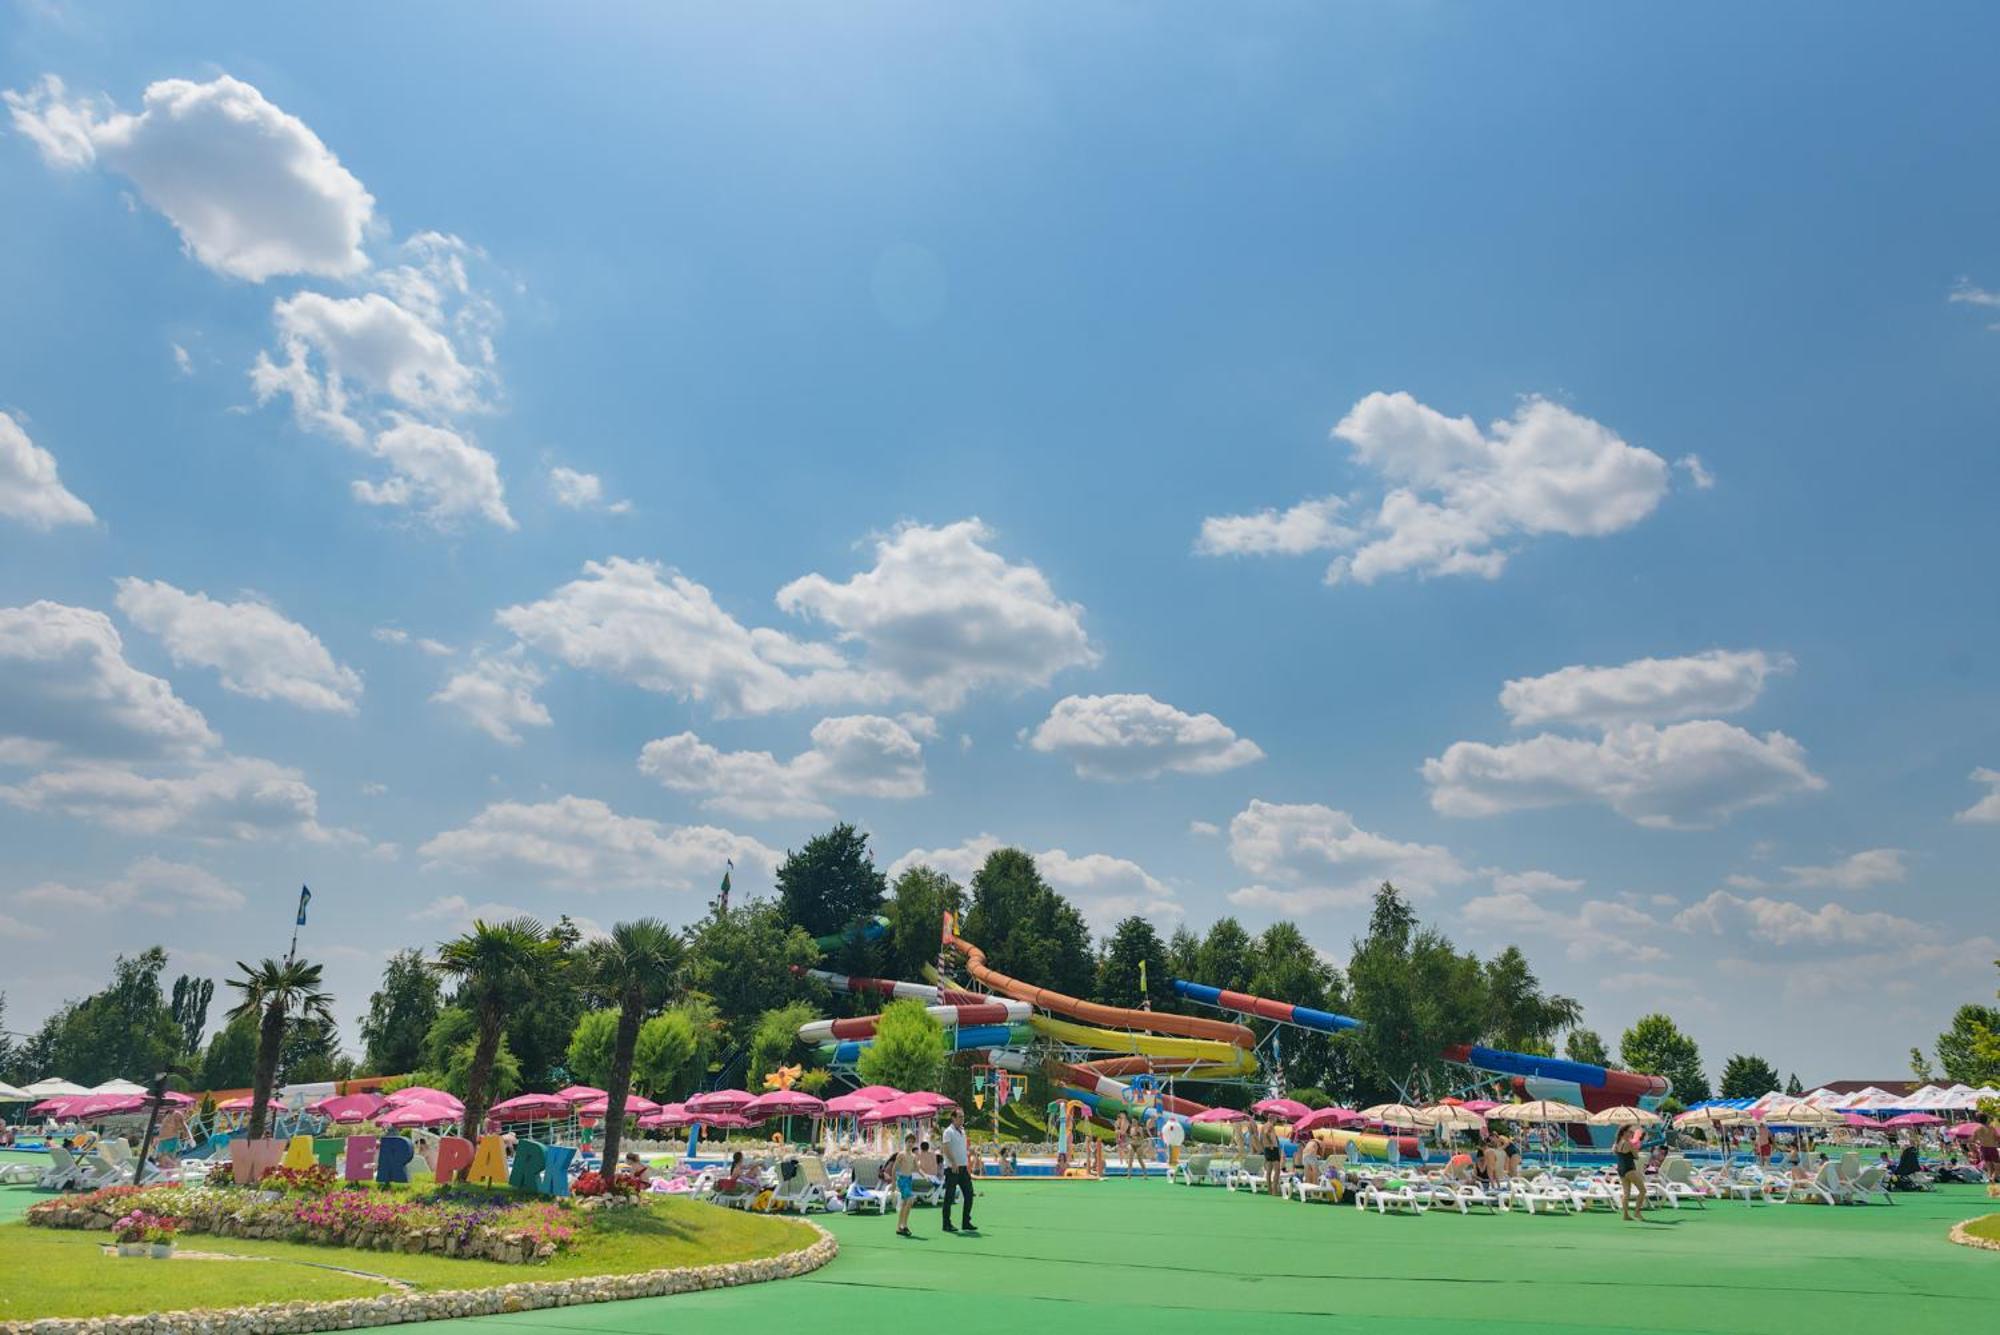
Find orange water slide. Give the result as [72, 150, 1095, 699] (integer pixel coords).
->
[943, 913, 1256, 1047]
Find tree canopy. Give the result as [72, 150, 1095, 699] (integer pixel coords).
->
[960, 848, 1095, 997]
[358, 948, 441, 1077]
[1620, 1012, 1711, 1103]
[854, 997, 946, 1092]
[1565, 1027, 1609, 1066]
[1719, 1052, 1782, 1099]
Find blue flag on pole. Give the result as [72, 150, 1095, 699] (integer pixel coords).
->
[296, 885, 312, 926]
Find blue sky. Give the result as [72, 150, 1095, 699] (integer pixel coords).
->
[2, 1, 1996, 1087]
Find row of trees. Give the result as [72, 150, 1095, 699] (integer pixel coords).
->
[1910, 958, 2000, 1088]
[7, 821, 1833, 1127]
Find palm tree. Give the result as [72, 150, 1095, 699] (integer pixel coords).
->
[432, 918, 567, 1138]
[585, 919, 686, 1172]
[224, 958, 335, 1141]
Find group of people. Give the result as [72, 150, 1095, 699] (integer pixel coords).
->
[882, 1106, 976, 1238]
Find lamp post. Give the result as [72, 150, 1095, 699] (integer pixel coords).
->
[134, 1064, 191, 1185]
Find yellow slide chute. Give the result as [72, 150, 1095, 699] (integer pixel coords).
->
[1027, 1015, 1259, 1079]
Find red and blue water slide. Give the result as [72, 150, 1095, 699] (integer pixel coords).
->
[1173, 979, 1669, 1146]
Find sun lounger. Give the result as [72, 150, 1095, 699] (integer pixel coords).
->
[1175, 1152, 1213, 1185]
[1352, 1177, 1428, 1214]
[844, 1157, 892, 1214]
[34, 1145, 87, 1192]
[1504, 1175, 1583, 1214]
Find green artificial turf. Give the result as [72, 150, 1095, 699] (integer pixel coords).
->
[0, 1192, 812, 1321]
[419, 1177, 2000, 1335]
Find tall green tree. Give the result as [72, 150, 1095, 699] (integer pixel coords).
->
[1480, 946, 1581, 1054]
[433, 918, 568, 1138]
[685, 900, 820, 1050]
[959, 849, 1095, 997]
[565, 1009, 621, 1088]
[223, 958, 335, 1140]
[776, 823, 888, 965]
[1784, 1073, 1803, 1096]
[1719, 1053, 1782, 1099]
[198, 1010, 258, 1091]
[1933, 1004, 2000, 1087]
[45, 948, 181, 1085]
[1097, 916, 1171, 1010]
[746, 1002, 817, 1089]
[280, 1014, 350, 1084]
[1345, 885, 1487, 1102]
[1248, 921, 1346, 1094]
[583, 918, 686, 1170]
[358, 949, 442, 1076]
[1193, 918, 1256, 993]
[504, 917, 588, 1091]
[884, 864, 963, 982]
[854, 997, 946, 1093]
[1163, 927, 1202, 1009]
[421, 1008, 521, 1100]
[1565, 1028, 1609, 1067]
[633, 1010, 701, 1097]
[1619, 1013, 1711, 1103]
[169, 975, 214, 1059]
[0, 993, 14, 1083]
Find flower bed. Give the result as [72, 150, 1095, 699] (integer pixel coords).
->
[28, 1178, 578, 1265]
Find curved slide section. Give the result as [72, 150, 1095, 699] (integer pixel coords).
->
[1028, 1015, 1250, 1071]
[946, 913, 1256, 1047]
[800, 1000, 1031, 1042]
[797, 967, 984, 1006]
[1173, 981, 1360, 1034]
[1439, 1044, 1669, 1104]
[817, 1022, 1032, 1066]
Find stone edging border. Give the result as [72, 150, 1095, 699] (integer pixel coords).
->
[0, 1218, 837, 1335]
[1948, 1214, 2000, 1253]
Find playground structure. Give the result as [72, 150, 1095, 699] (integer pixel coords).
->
[796, 911, 1670, 1162]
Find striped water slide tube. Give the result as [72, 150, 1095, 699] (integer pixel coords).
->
[794, 967, 986, 1005]
[797, 999, 1032, 1043]
[816, 1023, 1035, 1067]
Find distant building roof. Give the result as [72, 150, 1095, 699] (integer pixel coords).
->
[1811, 1079, 1921, 1096]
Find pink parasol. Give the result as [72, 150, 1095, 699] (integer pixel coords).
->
[68, 1094, 147, 1118]
[578, 1095, 662, 1118]
[384, 1086, 464, 1115]
[1251, 1098, 1312, 1121]
[374, 1101, 462, 1128]
[849, 1085, 905, 1102]
[555, 1085, 607, 1104]
[1190, 1107, 1248, 1124]
[309, 1093, 386, 1121]
[1461, 1100, 1500, 1113]
[639, 1103, 690, 1129]
[685, 1089, 755, 1114]
[689, 1112, 752, 1130]
[1841, 1112, 1879, 1128]
[1293, 1106, 1362, 1133]
[823, 1093, 879, 1116]
[1883, 1112, 1945, 1127]
[861, 1096, 945, 1123]
[1949, 1121, 1979, 1139]
[487, 1093, 572, 1119]
[745, 1090, 826, 1120]
[29, 1098, 79, 1117]
[217, 1095, 257, 1113]
[896, 1091, 957, 1111]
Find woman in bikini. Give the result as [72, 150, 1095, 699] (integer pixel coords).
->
[1615, 1123, 1647, 1221]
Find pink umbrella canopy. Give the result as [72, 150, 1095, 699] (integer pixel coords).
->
[689, 1112, 752, 1130]
[1293, 1107, 1362, 1133]
[638, 1103, 690, 1129]
[897, 1091, 957, 1111]
[1461, 1100, 1500, 1113]
[28, 1098, 78, 1116]
[375, 1101, 462, 1128]
[578, 1095, 662, 1117]
[68, 1094, 147, 1118]
[487, 1093, 572, 1119]
[217, 1095, 257, 1112]
[1949, 1121, 1980, 1139]
[849, 1085, 905, 1102]
[861, 1095, 945, 1123]
[385, 1086, 464, 1115]
[1884, 1113, 1945, 1127]
[1250, 1098, 1312, 1121]
[308, 1093, 386, 1121]
[685, 1089, 755, 1114]
[555, 1085, 607, 1104]
[823, 1093, 879, 1115]
[745, 1090, 826, 1119]
[1190, 1107, 1248, 1124]
[1841, 1112, 1879, 1128]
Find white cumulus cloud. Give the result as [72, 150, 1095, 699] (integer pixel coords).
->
[418, 795, 778, 891]
[639, 714, 926, 820]
[114, 577, 362, 714]
[15, 855, 244, 916]
[1673, 891, 1934, 951]
[1224, 798, 1471, 913]
[0, 601, 216, 764]
[886, 834, 1179, 929]
[1199, 392, 1670, 585]
[1027, 693, 1263, 781]
[0, 755, 351, 844]
[1775, 848, 1907, 892]
[5, 74, 373, 281]
[1425, 720, 1824, 829]
[0, 410, 95, 530]
[1498, 649, 1792, 729]
[549, 466, 631, 514]
[432, 651, 551, 745]
[1956, 768, 2000, 824]
[1462, 890, 1666, 962]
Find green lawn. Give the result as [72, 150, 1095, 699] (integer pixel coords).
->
[0, 1183, 813, 1322]
[422, 1177, 2000, 1335]
[1965, 1212, 2000, 1243]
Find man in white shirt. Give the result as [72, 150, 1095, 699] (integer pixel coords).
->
[939, 1107, 976, 1233]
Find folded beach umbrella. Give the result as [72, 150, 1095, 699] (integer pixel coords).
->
[685, 1089, 755, 1114]
[745, 1090, 826, 1120]
[1251, 1098, 1312, 1121]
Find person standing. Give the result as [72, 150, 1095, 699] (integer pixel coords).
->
[891, 1132, 919, 1238]
[1114, 1112, 1133, 1174]
[1971, 1112, 2000, 1198]
[1615, 1123, 1646, 1222]
[940, 1108, 977, 1233]
[1260, 1118, 1283, 1195]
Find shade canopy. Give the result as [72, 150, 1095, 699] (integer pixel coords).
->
[555, 1085, 607, 1104]
[849, 1085, 905, 1102]
[1883, 1112, 1945, 1127]
[0, 1081, 31, 1101]
[488, 1093, 572, 1119]
[685, 1089, 755, 1114]
[745, 1090, 826, 1119]
[1587, 1106, 1662, 1126]
[308, 1093, 385, 1121]
[1422, 1104, 1489, 1130]
[1250, 1098, 1312, 1121]
[1190, 1107, 1248, 1124]
[217, 1095, 257, 1112]
[822, 1093, 879, 1115]
[24, 1078, 90, 1097]
[90, 1079, 150, 1096]
[374, 1101, 462, 1128]
[689, 1112, 752, 1129]
[579, 1094, 662, 1117]
[384, 1086, 464, 1115]
[1948, 1121, 1980, 1139]
[1292, 1107, 1361, 1133]
[1486, 1100, 1589, 1122]
[1358, 1102, 1428, 1129]
[896, 1091, 958, 1111]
